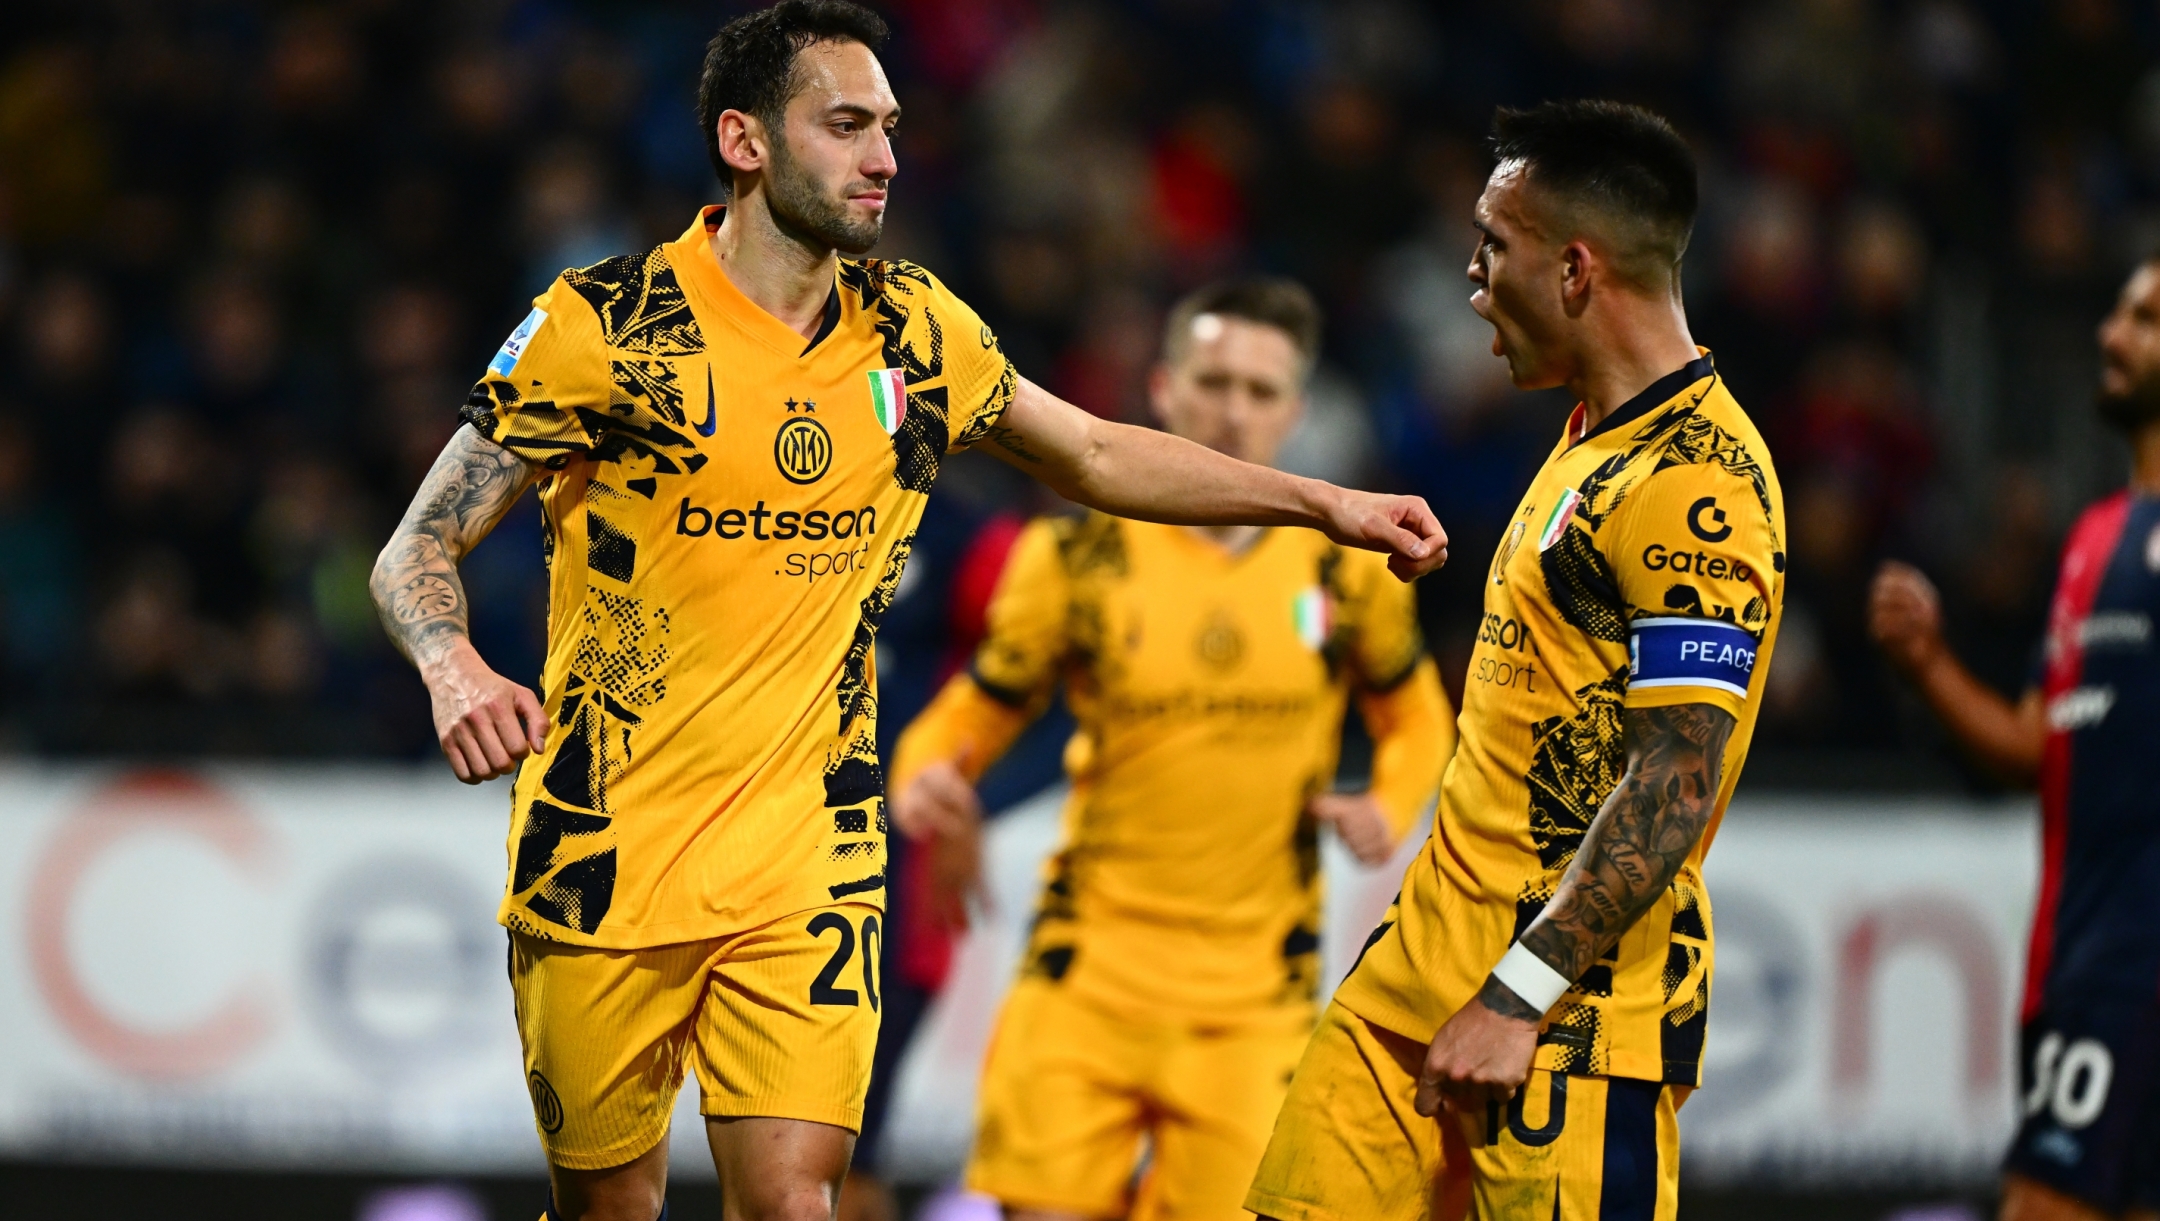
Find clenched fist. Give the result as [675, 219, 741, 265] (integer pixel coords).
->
[1868, 560, 1947, 678]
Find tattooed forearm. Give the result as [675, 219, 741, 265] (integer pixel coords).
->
[983, 422, 1043, 463]
[1510, 702, 1735, 988]
[1476, 973, 1546, 1022]
[370, 425, 538, 669]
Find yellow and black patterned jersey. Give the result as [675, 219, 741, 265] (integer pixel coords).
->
[1335, 353, 1784, 1086]
[459, 205, 1015, 949]
[893, 514, 1455, 1020]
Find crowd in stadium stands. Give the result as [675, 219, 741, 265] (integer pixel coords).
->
[0, 0, 2153, 782]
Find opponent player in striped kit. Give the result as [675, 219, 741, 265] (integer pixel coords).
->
[1872, 257, 2160, 1221]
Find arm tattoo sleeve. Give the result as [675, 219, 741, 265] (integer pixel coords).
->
[1510, 702, 1736, 989]
[983, 422, 1043, 464]
[370, 424, 539, 669]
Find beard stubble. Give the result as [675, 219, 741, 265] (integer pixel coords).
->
[765, 134, 884, 256]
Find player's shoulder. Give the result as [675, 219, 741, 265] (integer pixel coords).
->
[2069, 488, 2134, 535]
[2058, 488, 2137, 565]
[1316, 533, 1392, 587]
[1041, 510, 1129, 579]
[1610, 375, 1779, 524]
[544, 241, 706, 357]
[838, 256, 967, 312]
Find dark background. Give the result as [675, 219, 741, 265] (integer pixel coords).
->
[2, 0, 2150, 786]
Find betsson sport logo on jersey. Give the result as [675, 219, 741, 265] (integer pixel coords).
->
[675, 497, 881, 583]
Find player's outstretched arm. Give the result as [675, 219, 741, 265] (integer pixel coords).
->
[370, 424, 549, 784]
[986, 377, 1449, 580]
[1415, 701, 1733, 1115]
[1867, 560, 2043, 787]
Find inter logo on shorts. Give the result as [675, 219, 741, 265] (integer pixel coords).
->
[775, 416, 833, 484]
[867, 367, 907, 435]
[528, 1069, 564, 1133]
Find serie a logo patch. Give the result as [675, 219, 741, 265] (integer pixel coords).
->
[489, 306, 546, 377]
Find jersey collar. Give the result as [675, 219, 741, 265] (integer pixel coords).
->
[672, 205, 844, 359]
[1567, 350, 1716, 447]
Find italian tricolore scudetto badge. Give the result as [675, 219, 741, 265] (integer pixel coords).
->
[867, 368, 907, 435]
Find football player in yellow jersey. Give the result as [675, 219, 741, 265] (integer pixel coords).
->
[365, 5, 1448, 1221]
[885, 277, 1457, 1221]
[1247, 101, 1785, 1221]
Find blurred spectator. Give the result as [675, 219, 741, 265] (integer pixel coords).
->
[0, 0, 2143, 779]
[0, 412, 76, 708]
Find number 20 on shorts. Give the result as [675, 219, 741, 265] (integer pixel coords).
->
[807, 912, 881, 1011]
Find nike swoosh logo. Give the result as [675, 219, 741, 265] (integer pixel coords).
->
[696, 365, 717, 436]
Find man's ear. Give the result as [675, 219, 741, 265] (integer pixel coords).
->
[1560, 238, 1595, 318]
[1146, 363, 1175, 427]
[716, 109, 768, 180]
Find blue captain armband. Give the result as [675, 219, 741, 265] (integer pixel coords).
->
[1627, 616, 1759, 700]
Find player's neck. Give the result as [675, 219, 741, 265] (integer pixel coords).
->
[706, 194, 838, 341]
[2131, 420, 2160, 497]
[1567, 296, 1699, 432]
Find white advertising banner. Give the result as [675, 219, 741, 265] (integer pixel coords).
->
[0, 767, 2037, 1187]
[0, 765, 542, 1173]
[880, 794, 2040, 1188]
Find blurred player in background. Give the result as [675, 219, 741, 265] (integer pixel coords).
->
[1871, 257, 2160, 1221]
[365, 1, 1449, 1218]
[1249, 101, 1785, 1221]
[888, 276, 1456, 1221]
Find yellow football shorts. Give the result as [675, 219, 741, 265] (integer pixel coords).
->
[1246, 1001, 1687, 1221]
[967, 975, 1312, 1221]
[508, 902, 882, 1170]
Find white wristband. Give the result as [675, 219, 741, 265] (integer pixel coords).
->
[1490, 941, 1573, 1014]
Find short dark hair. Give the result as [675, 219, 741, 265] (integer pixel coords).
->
[1161, 277, 1323, 373]
[1489, 99, 1697, 290]
[696, 1, 890, 193]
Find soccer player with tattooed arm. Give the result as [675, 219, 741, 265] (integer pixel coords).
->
[365, 4, 1445, 1221]
[1246, 100, 1784, 1221]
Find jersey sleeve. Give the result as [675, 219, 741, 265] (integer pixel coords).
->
[1334, 547, 1428, 692]
[889, 674, 1035, 796]
[967, 517, 1071, 706]
[1605, 463, 1780, 718]
[1357, 658, 1457, 838]
[458, 276, 616, 468]
[918, 268, 1018, 454]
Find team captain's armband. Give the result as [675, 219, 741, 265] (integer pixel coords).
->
[1606, 462, 1779, 717]
[1628, 618, 1759, 699]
